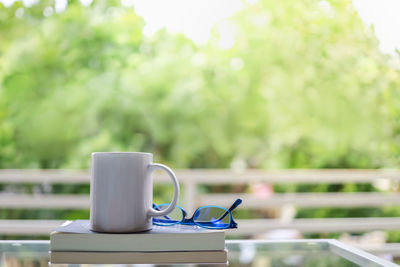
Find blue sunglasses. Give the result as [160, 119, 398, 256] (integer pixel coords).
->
[152, 198, 242, 229]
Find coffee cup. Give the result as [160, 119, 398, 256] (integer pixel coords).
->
[89, 152, 180, 233]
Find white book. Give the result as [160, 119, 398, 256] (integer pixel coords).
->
[50, 220, 225, 252]
[50, 249, 228, 264]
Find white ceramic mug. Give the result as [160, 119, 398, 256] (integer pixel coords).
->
[89, 152, 180, 233]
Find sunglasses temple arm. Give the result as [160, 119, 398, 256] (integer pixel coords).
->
[228, 199, 242, 228]
[228, 198, 242, 212]
[152, 203, 172, 220]
[216, 199, 243, 221]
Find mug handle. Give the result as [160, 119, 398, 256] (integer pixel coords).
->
[147, 163, 180, 217]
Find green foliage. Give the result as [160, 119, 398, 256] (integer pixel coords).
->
[1, 0, 400, 242]
[387, 231, 400, 243]
[1, 0, 399, 169]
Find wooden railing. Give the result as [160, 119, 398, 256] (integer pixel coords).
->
[1, 169, 400, 236]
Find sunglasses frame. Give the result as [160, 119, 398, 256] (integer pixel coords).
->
[153, 198, 242, 229]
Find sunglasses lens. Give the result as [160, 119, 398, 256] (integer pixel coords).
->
[193, 206, 231, 229]
[152, 204, 184, 226]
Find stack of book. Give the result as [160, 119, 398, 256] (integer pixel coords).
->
[50, 220, 227, 264]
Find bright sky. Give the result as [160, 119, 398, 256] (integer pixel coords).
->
[1, 0, 399, 54]
[125, 0, 245, 44]
[128, 0, 400, 54]
[353, 0, 400, 55]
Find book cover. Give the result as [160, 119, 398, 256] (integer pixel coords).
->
[50, 220, 225, 252]
[50, 249, 228, 264]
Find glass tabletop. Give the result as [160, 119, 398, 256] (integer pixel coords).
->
[0, 239, 397, 267]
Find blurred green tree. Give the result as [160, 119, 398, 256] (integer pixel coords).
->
[1, 0, 400, 241]
[0, 0, 399, 170]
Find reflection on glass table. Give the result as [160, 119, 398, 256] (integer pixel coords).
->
[0, 239, 398, 267]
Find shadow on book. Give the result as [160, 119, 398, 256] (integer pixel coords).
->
[50, 250, 228, 264]
[50, 220, 228, 264]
